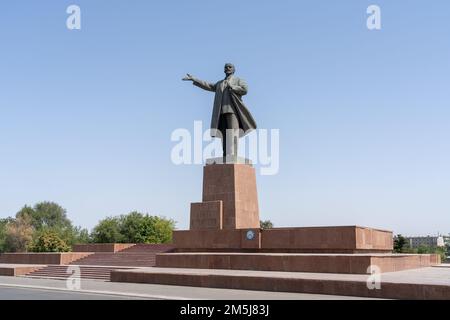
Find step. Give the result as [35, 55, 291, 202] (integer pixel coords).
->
[26, 274, 108, 278]
[31, 271, 111, 275]
[29, 272, 110, 276]
[29, 274, 110, 278]
[110, 265, 450, 300]
[25, 265, 131, 281]
[173, 226, 393, 253]
[155, 252, 440, 274]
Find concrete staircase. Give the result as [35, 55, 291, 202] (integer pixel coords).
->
[22, 244, 176, 281]
[68, 244, 176, 267]
[120, 244, 175, 253]
[25, 265, 130, 281]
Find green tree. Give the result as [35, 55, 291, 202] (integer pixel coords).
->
[417, 245, 429, 254]
[393, 234, 407, 253]
[438, 247, 448, 262]
[416, 245, 447, 261]
[15, 202, 89, 247]
[29, 231, 70, 252]
[56, 225, 90, 246]
[0, 218, 14, 253]
[91, 217, 123, 243]
[16, 202, 71, 230]
[119, 212, 175, 244]
[260, 220, 274, 230]
[3, 215, 34, 252]
[118, 212, 144, 243]
[90, 212, 176, 244]
[149, 215, 175, 243]
[71, 227, 91, 244]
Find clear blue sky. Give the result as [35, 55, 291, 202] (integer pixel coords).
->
[0, 1, 449, 236]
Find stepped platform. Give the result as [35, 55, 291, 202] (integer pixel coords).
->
[174, 226, 393, 253]
[25, 265, 131, 281]
[0, 244, 175, 280]
[110, 264, 450, 300]
[155, 252, 440, 274]
[72, 243, 135, 253]
[0, 264, 45, 277]
[70, 244, 176, 267]
[0, 253, 92, 265]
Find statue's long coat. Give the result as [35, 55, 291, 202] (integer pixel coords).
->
[193, 75, 257, 137]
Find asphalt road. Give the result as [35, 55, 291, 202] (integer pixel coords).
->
[0, 276, 375, 300]
[0, 286, 148, 300]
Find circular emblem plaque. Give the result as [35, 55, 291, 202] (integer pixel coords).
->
[246, 230, 255, 240]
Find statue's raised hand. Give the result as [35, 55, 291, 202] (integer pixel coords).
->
[182, 73, 194, 81]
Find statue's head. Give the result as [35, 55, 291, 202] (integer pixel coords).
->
[224, 63, 235, 76]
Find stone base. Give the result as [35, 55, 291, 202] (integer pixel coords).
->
[0, 253, 92, 265]
[190, 201, 223, 230]
[110, 265, 450, 300]
[190, 163, 260, 230]
[156, 252, 439, 274]
[173, 226, 393, 253]
[174, 228, 262, 250]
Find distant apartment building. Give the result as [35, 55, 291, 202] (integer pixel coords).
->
[444, 236, 450, 247]
[406, 235, 450, 248]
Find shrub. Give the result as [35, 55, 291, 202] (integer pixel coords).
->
[30, 231, 70, 252]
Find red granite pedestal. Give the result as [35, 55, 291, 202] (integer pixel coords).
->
[174, 163, 394, 254]
[110, 162, 442, 297]
[189, 163, 260, 231]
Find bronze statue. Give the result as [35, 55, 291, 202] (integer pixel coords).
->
[183, 63, 257, 161]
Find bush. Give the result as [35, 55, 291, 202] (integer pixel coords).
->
[91, 212, 176, 244]
[119, 212, 175, 244]
[30, 231, 70, 253]
[90, 217, 123, 243]
[416, 245, 447, 261]
[260, 220, 274, 230]
[16, 202, 90, 248]
[3, 216, 34, 253]
[393, 234, 407, 253]
[0, 218, 14, 253]
[399, 244, 447, 261]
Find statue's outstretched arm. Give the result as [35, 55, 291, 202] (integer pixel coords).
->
[183, 73, 216, 92]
